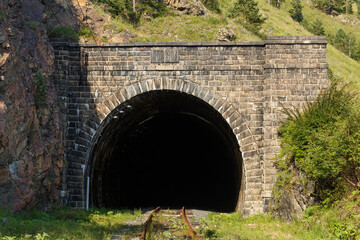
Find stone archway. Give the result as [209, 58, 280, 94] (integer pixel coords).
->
[68, 79, 263, 214]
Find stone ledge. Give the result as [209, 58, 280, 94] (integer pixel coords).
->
[50, 37, 327, 48]
[68, 41, 266, 48]
[265, 36, 327, 45]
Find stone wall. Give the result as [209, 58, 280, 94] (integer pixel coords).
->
[51, 36, 328, 215]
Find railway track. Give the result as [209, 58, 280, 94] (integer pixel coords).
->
[140, 206, 202, 240]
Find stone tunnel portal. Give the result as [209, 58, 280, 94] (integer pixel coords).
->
[89, 90, 243, 212]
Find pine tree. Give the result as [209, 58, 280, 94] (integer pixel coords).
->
[312, 0, 346, 15]
[310, 19, 325, 36]
[333, 29, 348, 53]
[289, 0, 304, 22]
[228, 0, 266, 34]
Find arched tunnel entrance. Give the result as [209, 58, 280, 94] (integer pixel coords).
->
[89, 90, 243, 212]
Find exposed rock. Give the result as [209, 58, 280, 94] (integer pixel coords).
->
[0, 0, 64, 211]
[271, 165, 315, 220]
[217, 27, 236, 42]
[336, 14, 360, 25]
[166, 0, 208, 16]
[42, 0, 79, 31]
[104, 29, 136, 43]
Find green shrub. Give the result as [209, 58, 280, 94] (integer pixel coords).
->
[34, 70, 48, 109]
[303, 18, 325, 36]
[269, 0, 285, 8]
[278, 81, 360, 202]
[25, 21, 38, 30]
[79, 26, 94, 39]
[289, 0, 304, 22]
[333, 29, 350, 54]
[311, 0, 346, 14]
[96, 0, 168, 25]
[201, 0, 221, 13]
[228, 0, 266, 34]
[47, 27, 79, 40]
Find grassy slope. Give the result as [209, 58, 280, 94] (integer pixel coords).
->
[94, 0, 360, 87]
[257, 0, 360, 87]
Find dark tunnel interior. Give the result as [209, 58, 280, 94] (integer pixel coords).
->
[90, 90, 243, 212]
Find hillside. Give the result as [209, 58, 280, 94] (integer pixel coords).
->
[64, 0, 360, 88]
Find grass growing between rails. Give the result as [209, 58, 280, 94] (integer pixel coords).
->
[0, 207, 141, 239]
[0, 205, 356, 239]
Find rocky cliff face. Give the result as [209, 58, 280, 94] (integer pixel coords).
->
[0, 0, 65, 211]
[271, 165, 316, 220]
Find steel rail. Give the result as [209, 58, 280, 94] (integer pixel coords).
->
[181, 206, 202, 240]
[139, 206, 160, 240]
[140, 206, 202, 240]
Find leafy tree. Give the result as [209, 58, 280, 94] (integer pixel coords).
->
[228, 0, 266, 34]
[289, 0, 304, 22]
[311, 0, 346, 15]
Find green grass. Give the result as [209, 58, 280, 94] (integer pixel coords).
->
[0, 207, 141, 240]
[25, 21, 38, 30]
[90, 0, 360, 86]
[1, 199, 359, 240]
[146, 213, 190, 239]
[256, 0, 360, 87]
[327, 44, 360, 88]
[302, 190, 360, 240]
[198, 212, 333, 239]
[131, 13, 259, 42]
[258, 0, 310, 36]
[47, 27, 79, 40]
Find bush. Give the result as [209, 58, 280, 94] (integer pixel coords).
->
[79, 26, 94, 39]
[289, 0, 303, 22]
[97, 0, 168, 25]
[34, 70, 48, 109]
[47, 27, 79, 40]
[201, 0, 221, 13]
[311, 0, 346, 15]
[303, 18, 325, 36]
[277, 81, 360, 202]
[269, 0, 285, 8]
[228, 0, 266, 34]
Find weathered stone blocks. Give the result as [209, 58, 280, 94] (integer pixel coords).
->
[51, 36, 328, 216]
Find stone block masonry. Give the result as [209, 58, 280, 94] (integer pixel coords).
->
[51, 36, 328, 216]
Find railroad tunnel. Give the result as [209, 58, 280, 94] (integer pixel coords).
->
[89, 90, 243, 213]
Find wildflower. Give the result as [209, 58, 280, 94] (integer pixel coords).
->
[2, 217, 7, 223]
